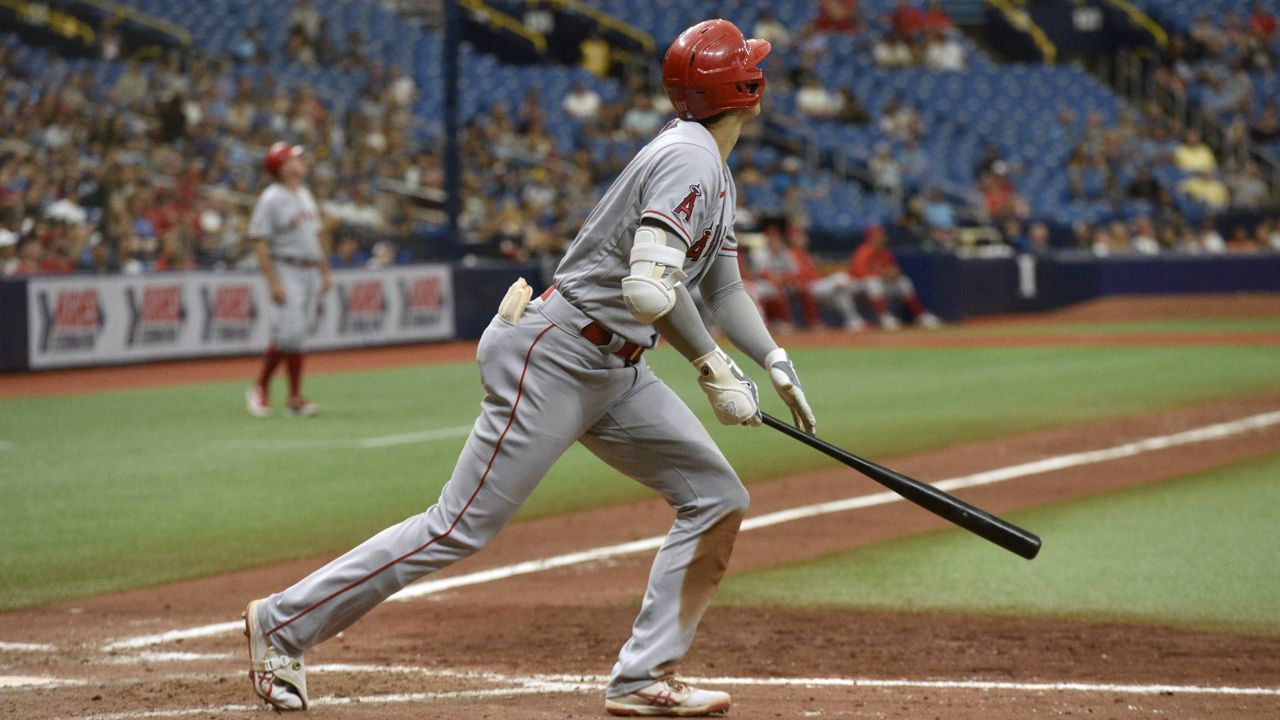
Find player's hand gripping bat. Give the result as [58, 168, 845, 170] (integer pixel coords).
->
[761, 413, 1041, 559]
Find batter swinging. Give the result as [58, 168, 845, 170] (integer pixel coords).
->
[243, 19, 816, 717]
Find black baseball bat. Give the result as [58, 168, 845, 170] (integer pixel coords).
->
[761, 413, 1041, 560]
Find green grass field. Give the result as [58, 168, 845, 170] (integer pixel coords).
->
[1, 339, 1279, 610]
[717, 452, 1280, 636]
[942, 317, 1280, 336]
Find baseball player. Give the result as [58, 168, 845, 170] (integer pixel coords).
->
[245, 142, 330, 418]
[849, 225, 940, 330]
[244, 20, 815, 717]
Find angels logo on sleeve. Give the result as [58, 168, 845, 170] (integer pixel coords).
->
[672, 183, 702, 223]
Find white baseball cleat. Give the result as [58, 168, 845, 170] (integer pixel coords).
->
[879, 314, 901, 331]
[246, 386, 271, 417]
[919, 312, 942, 329]
[243, 599, 308, 711]
[844, 317, 867, 333]
[606, 677, 731, 717]
[284, 397, 319, 417]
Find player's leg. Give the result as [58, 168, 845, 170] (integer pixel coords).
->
[795, 281, 821, 327]
[247, 269, 293, 416]
[813, 272, 863, 331]
[255, 314, 618, 657]
[579, 369, 749, 712]
[892, 274, 941, 328]
[863, 276, 898, 330]
[282, 268, 320, 415]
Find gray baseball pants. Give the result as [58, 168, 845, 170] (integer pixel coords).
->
[258, 289, 750, 696]
[271, 263, 320, 351]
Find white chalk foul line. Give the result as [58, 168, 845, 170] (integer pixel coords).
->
[43, 666, 1280, 718]
[103, 409, 1280, 649]
[0, 641, 58, 652]
[234, 424, 473, 450]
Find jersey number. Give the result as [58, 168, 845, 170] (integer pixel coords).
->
[686, 229, 712, 261]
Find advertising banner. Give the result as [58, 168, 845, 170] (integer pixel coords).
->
[25, 265, 454, 369]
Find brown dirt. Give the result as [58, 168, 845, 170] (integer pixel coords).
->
[1, 392, 1278, 719]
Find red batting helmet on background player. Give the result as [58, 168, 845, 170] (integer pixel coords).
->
[662, 19, 771, 121]
[264, 141, 303, 177]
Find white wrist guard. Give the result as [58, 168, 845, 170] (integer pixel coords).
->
[622, 225, 687, 324]
[693, 347, 762, 426]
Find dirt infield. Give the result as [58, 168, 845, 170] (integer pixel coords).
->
[1, 392, 1278, 719]
[2, 294, 1279, 718]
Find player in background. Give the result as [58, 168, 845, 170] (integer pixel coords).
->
[849, 224, 940, 330]
[245, 143, 331, 418]
[243, 19, 814, 717]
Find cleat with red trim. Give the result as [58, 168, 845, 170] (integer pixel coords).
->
[246, 385, 271, 417]
[243, 599, 308, 711]
[606, 677, 730, 717]
[284, 397, 319, 418]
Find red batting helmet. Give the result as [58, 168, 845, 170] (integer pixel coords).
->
[662, 19, 771, 121]
[264, 142, 302, 176]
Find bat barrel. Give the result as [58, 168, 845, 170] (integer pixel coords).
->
[761, 413, 1041, 560]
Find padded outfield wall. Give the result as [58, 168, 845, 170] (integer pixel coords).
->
[0, 254, 1277, 371]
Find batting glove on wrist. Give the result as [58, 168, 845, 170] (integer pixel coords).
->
[765, 348, 816, 434]
[693, 348, 762, 427]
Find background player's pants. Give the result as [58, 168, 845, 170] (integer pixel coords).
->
[270, 264, 321, 351]
[863, 274, 927, 319]
[258, 289, 749, 697]
[812, 272, 862, 327]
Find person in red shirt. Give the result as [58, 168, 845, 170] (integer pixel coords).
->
[782, 226, 823, 327]
[886, 0, 926, 40]
[921, 0, 953, 34]
[848, 225, 940, 330]
[814, 0, 863, 33]
[1250, 1, 1277, 38]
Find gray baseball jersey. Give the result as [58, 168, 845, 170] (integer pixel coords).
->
[555, 119, 739, 346]
[249, 183, 323, 351]
[248, 183, 324, 261]
[255, 119, 755, 704]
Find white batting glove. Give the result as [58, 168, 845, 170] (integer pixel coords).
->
[765, 348, 816, 434]
[693, 348, 762, 427]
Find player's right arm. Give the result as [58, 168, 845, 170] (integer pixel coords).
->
[248, 192, 285, 305]
[625, 146, 759, 427]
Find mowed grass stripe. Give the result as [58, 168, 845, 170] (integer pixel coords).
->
[2, 344, 1279, 610]
[717, 452, 1280, 635]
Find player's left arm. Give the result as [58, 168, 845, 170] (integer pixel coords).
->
[702, 251, 816, 434]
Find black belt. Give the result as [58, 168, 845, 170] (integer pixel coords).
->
[540, 285, 645, 364]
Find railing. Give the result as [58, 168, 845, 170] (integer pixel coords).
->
[545, 0, 654, 53]
[1098, 0, 1167, 48]
[74, 0, 192, 46]
[986, 0, 1057, 63]
[458, 0, 548, 54]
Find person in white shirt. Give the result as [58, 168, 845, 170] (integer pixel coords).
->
[562, 81, 603, 121]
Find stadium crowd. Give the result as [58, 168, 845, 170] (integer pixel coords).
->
[2, 0, 1278, 283]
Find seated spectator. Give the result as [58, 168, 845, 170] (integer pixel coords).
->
[899, 137, 929, 182]
[870, 144, 903, 197]
[8, 240, 44, 276]
[923, 28, 966, 71]
[1178, 170, 1230, 210]
[814, 0, 864, 33]
[233, 26, 268, 64]
[848, 225, 939, 330]
[796, 75, 841, 120]
[1227, 161, 1270, 208]
[836, 88, 871, 125]
[1203, 63, 1253, 117]
[1131, 216, 1160, 255]
[1173, 131, 1217, 174]
[366, 240, 399, 268]
[873, 29, 915, 67]
[1251, 105, 1280, 142]
[562, 81, 602, 122]
[620, 93, 664, 137]
[1199, 219, 1227, 253]
[922, 188, 957, 234]
[288, 0, 323, 43]
[330, 236, 368, 268]
[1226, 226, 1260, 253]
[753, 9, 793, 49]
[579, 31, 611, 77]
[879, 97, 923, 141]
